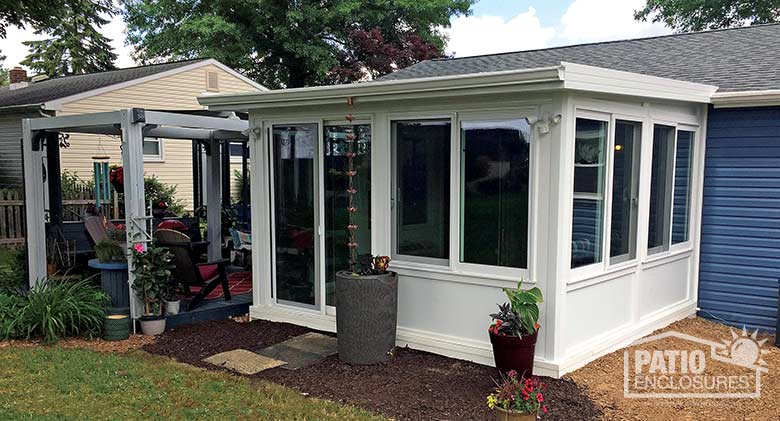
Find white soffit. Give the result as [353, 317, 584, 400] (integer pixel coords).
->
[711, 89, 780, 108]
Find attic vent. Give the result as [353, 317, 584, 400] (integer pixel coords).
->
[206, 71, 219, 92]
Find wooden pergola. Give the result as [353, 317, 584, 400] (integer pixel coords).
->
[22, 108, 248, 321]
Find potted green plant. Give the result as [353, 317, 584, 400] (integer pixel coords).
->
[130, 243, 174, 335]
[489, 280, 543, 376]
[164, 278, 182, 315]
[94, 239, 124, 263]
[487, 371, 548, 420]
[334, 113, 398, 365]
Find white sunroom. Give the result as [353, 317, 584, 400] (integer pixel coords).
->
[199, 62, 718, 377]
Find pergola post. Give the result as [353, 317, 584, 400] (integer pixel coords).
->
[206, 137, 222, 260]
[121, 109, 147, 321]
[22, 120, 46, 286]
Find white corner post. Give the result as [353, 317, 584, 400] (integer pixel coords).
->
[22, 119, 46, 286]
[121, 109, 147, 321]
[206, 136, 222, 260]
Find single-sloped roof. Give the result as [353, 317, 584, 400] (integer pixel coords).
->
[380, 24, 780, 93]
[0, 59, 208, 108]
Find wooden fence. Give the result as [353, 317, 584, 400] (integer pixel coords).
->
[0, 188, 114, 247]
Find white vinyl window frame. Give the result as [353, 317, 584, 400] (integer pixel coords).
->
[142, 137, 164, 162]
[452, 110, 536, 280]
[606, 116, 644, 266]
[389, 113, 456, 267]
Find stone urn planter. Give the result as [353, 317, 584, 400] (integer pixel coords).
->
[335, 270, 398, 365]
[139, 315, 166, 336]
[489, 330, 538, 377]
[495, 408, 536, 421]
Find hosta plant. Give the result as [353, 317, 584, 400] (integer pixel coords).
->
[489, 280, 543, 337]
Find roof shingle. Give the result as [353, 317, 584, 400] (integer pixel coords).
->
[380, 24, 780, 92]
[0, 59, 207, 108]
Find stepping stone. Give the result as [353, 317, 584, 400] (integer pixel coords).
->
[203, 349, 286, 375]
[257, 333, 337, 370]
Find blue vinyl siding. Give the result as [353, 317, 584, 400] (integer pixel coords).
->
[698, 106, 780, 332]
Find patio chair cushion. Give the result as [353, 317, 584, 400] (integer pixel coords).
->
[198, 264, 219, 282]
[157, 219, 188, 232]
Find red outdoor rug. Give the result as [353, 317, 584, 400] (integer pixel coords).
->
[189, 271, 252, 300]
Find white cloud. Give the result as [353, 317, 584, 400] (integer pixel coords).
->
[0, 14, 135, 72]
[559, 0, 671, 44]
[444, 7, 556, 57]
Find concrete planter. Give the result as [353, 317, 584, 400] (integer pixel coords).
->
[335, 271, 398, 365]
[139, 315, 166, 336]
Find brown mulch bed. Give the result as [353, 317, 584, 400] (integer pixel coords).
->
[144, 318, 602, 420]
[1, 334, 154, 353]
[569, 317, 779, 421]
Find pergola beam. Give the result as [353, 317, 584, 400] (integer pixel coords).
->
[29, 111, 123, 131]
[145, 110, 247, 132]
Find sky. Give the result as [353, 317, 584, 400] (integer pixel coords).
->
[0, 0, 672, 71]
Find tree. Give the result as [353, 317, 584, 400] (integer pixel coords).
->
[21, 2, 117, 76]
[0, 0, 114, 38]
[122, 0, 474, 88]
[0, 51, 8, 86]
[636, 0, 780, 32]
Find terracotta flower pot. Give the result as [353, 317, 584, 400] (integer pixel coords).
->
[489, 329, 538, 377]
[496, 407, 536, 421]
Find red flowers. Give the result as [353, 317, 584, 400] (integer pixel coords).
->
[488, 319, 504, 335]
[487, 371, 549, 415]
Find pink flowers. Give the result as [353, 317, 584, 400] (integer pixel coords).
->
[133, 243, 145, 253]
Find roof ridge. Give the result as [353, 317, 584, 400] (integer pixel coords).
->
[433, 23, 780, 62]
[35, 57, 209, 83]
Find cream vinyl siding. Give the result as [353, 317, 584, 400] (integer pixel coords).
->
[57, 64, 258, 210]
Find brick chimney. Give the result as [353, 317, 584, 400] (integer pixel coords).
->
[9, 67, 27, 84]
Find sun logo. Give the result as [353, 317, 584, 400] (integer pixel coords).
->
[716, 327, 770, 368]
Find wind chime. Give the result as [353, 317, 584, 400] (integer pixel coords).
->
[92, 136, 112, 214]
[345, 98, 359, 273]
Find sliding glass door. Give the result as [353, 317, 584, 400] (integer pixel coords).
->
[272, 124, 318, 307]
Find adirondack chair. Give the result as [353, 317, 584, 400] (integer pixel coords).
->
[84, 215, 109, 247]
[154, 228, 231, 311]
[229, 228, 252, 267]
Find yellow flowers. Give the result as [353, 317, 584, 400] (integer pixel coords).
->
[486, 394, 498, 410]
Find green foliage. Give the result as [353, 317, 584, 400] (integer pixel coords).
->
[123, 0, 475, 88]
[94, 239, 124, 263]
[8, 278, 109, 343]
[131, 245, 174, 316]
[232, 169, 249, 203]
[0, 0, 114, 38]
[0, 347, 383, 420]
[0, 51, 8, 87]
[0, 246, 27, 293]
[0, 293, 23, 339]
[490, 280, 543, 337]
[20, 1, 117, 76]
[144, 175, 185, 216]
[60, 170, 94, 198]
[635, 0, 780, 32]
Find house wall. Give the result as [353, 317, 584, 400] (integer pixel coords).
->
[697, 106, 780, 332]
[0, 109, 46, 189]
[57, 63, 258, 210]
[241, 89, 708, 377]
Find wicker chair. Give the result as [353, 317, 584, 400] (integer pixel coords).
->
[154, 228, 231, 311]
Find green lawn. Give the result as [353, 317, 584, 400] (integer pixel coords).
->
[0, 347, 384, 420]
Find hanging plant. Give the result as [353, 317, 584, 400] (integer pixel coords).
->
[109, 165, 124, 193]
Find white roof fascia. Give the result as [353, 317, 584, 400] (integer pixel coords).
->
[560, 62, 718, 104]
[198, 66, 566, 110]
[41, 59, 266, 110]
[711, 89, 780, 108]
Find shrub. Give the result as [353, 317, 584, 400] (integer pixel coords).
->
[61, 170, 94, 198]
[144, 175, 185, 215]
[0, 246, 28, 293]
[11, 278, 109, 343]
[0, 293, 24, 339]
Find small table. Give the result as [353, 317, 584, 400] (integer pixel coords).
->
[88, 259, 130, 312]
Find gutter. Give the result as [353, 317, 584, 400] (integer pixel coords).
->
[0, 103, 45, 115]
[711, 89, 780, 108]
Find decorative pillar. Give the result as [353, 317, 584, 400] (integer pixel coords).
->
[206, 136, 222, 260]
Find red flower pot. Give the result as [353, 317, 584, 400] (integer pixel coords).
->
[489, 329, 538, 377]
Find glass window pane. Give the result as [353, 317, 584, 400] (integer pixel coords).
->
[324, 124, 371, 306]
[460, 119, 530, 268]
[609, 121, 641, 263]
[272, 124, 317, 306]
[394, 120, 450, 261]
[648, 125, 675, 253]
[143, 138, 160, 156]
[672, 130, 694, 244]
[229, 143, 244, 157]
[571, 118, 607, 268]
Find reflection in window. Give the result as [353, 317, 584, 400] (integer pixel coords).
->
[571, 118, 607, 268]
[610, 121, 641, 263]
[672, 131, 694, 244]
[648, 125, 675, 253]
[394, 120, 450, 261]
[324, 124, 371, 306]
[460, 119, 530, 268]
